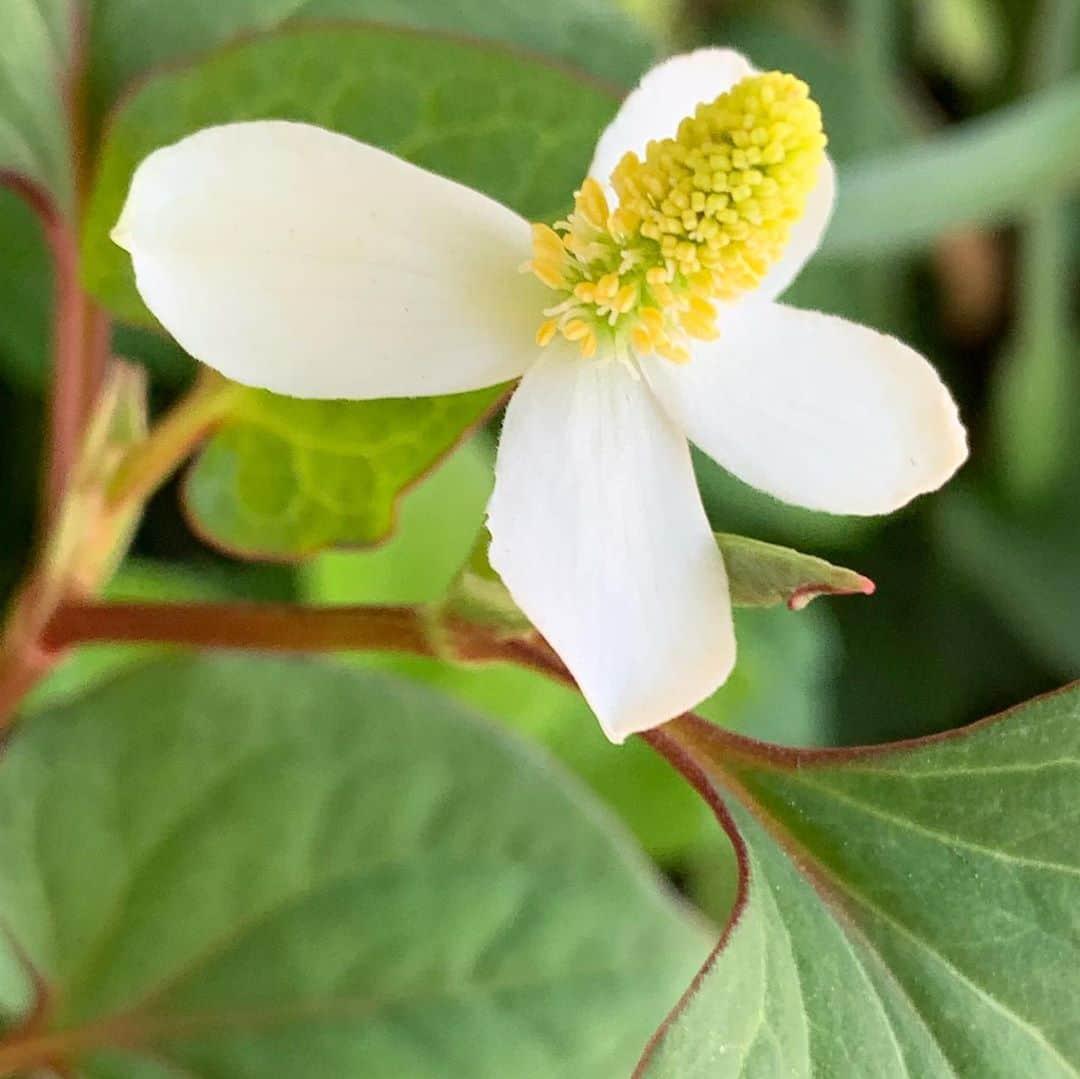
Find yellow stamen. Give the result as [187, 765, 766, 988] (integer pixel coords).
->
[536, 319, 558, 346]
[525, 71, 826, 363]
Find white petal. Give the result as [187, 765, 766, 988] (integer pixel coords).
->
[588, 48, 754, 190]
[747, 154, 836, 304]
[644, 304, 968, 516]
[487, 344, 736, 743]
[113, 121, 547, 399]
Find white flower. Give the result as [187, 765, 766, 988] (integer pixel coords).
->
[112, 49, 967, 743]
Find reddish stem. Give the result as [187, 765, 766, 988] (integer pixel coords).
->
[43, 601, 437, 658]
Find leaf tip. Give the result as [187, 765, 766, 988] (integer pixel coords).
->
[787, 573, 876, 611]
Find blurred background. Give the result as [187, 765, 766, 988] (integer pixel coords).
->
[1, 0, 1077, 921]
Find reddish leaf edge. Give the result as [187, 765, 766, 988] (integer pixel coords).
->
[631, 678, 1080, 1074]
[787, 572, 875, 611]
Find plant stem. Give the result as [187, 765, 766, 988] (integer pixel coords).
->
[106, 372, 243, 510]
[44, 601, 435, 657]
[0, 373, 240, 732]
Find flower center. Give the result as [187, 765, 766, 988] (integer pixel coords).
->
[527, 71, 826, 364]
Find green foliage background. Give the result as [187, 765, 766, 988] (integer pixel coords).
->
[1, 0, 1078, 1073]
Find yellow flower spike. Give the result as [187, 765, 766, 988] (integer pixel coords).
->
[526, 70, 825, 365]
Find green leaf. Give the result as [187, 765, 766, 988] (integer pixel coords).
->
[715, 533, 874, 610]
[184, 386, 503, 557]
[638, 691, 1080, 1075]
[82, 24, 619, 322]
[301, 435, 494, 603]
[0, 0, 73, 207]
[86, 0, 651, 128]
[0, 654, 707, 1076]
[823, 77, 1080, 257]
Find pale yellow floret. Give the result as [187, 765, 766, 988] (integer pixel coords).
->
[524, 71, 826, 364]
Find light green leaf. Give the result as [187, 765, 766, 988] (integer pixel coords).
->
[638, 689, 1080, 1076]
[82, 24, 619, 322]
[301, 434, 494, 604]
[184, 386, 504, 556]
[715, 533, 874, 610]
[823, 78, 1080, 257]
[0, 0, 73, 206]
[0, 655, 707, 1076]
[86, 0, 651, 127]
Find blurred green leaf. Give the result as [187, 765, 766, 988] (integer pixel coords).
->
[990, 0, 1078, 502]
[824, 77, 1080, 257]
[0, 0, 73, 206]
[913, 0, 1008, 88]
[86, 0, 651, 127]
[83, 24, 617, 324]
[991, 211, 1078, 503]
[639, 691, 1080, 1075]
[0, 654, 706, 1076]
[184, 386, 502, 557]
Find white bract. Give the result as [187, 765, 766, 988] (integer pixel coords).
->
[113, 49, 967, 743]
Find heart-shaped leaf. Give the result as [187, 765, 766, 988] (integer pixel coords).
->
[638, 688, 1080, 1075]
[0, 655, 707, 1076]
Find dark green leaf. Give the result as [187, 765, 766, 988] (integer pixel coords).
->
[82, 24, 619, 322]
[639, 690, 1080, 1075]
[0, 655, 707, 1076]
[86, 0, 651, 128]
